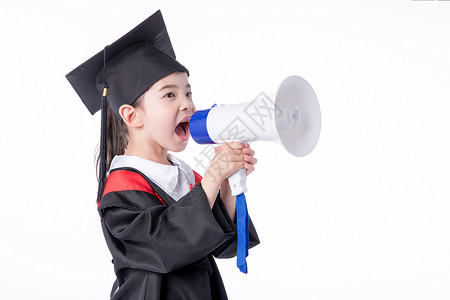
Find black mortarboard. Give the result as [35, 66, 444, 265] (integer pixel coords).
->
[66, 10, 188, 116]
[66, 10, 188, 202]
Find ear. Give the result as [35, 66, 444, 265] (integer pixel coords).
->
[119, 104, 143, 128]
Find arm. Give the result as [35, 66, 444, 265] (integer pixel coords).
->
[101, 182, 235, 274]
[219, 179, 236, 221]
[201, 142, 257, 221]
[210, 195, 260, 259]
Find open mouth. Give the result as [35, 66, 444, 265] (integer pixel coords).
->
[175, 116, 190, 140]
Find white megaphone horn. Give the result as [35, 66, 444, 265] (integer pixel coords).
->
[189, 75, 321, 196]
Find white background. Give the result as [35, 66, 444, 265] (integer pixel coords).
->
[1, 0, 449, 299]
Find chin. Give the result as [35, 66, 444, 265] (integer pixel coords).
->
[170, 141, 189, 152]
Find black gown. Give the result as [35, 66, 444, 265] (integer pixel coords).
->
[98, 167, 259, 300]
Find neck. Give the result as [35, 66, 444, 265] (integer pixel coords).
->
[125, 139, 172, 166]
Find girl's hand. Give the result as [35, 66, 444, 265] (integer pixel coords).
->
[215, 143, 257, 221]
[208, 142, 257, 182]
[215, 143, 257, 176]
[205, 142, 243, 183]
[217, 143, 257, 194]
[201, 142, 257, 210]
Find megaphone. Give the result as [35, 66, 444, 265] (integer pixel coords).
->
[190, 75, 321, 196]
[190, 75, 321, 273]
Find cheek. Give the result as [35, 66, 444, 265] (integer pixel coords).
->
[145, 105, 175, 130]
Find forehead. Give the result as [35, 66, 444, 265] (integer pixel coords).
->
[150, 71, 190, 91]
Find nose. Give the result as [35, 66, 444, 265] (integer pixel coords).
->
[180, 96, 194, 112]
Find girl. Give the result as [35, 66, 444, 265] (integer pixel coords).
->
[66, 11, 259, 300]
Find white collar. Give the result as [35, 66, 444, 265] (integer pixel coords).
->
[109, 154, 196, 196]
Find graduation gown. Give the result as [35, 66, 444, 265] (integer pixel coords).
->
[98, 167, 259, 300]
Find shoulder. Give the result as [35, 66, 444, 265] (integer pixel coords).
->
[102, 169, 157, 198]
[98, 168, 165, 215]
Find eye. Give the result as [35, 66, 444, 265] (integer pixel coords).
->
[186, 91, 192, 97]
[164, 92, 176, 98]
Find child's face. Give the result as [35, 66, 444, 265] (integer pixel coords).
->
[137, 71, 195, 153]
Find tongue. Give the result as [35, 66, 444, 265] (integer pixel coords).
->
[175, 123, 186, 136]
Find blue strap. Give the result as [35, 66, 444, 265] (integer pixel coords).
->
[236, 193, 249, 273]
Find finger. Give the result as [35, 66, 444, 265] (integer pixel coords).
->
[226, 154, 247, 163]
[244, 155, 257, 165]
[227, 142, 245, 149]
[245, 163, 255, 176]
[221, 148, 245, 157]
[229, 161, 246, 174]
[215, 146, 240, 157]
[242, 147, 255, 156]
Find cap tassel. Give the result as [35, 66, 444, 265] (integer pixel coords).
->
[97, 46, 109, 203]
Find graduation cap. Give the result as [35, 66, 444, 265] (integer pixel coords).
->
[66, 10, 188, 201]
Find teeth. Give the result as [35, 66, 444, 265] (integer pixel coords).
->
[179, 116, 191, 124]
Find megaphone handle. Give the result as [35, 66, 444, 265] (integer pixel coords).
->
[228, 168, 248, 196]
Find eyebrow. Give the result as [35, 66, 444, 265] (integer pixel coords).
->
[158, 84, 191, 91]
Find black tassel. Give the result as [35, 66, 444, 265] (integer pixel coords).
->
[97, 46, 109, 203]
